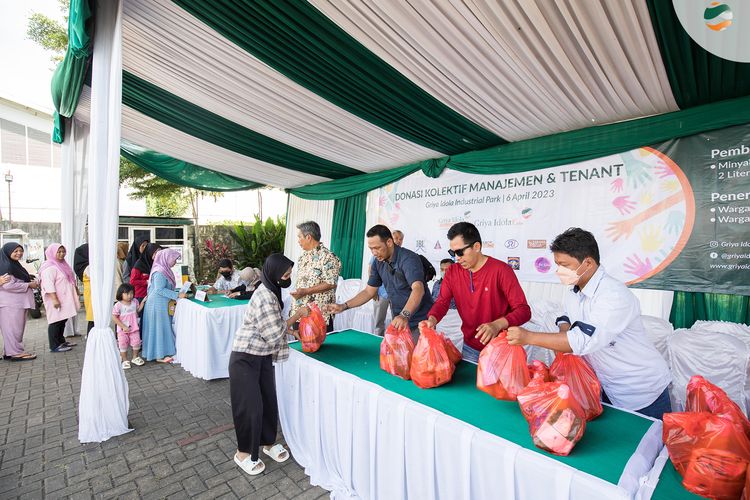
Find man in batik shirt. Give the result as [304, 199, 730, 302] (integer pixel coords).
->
[290, 221, 342, 332]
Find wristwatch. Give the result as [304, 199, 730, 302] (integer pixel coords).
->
[400, 309, 412, 319]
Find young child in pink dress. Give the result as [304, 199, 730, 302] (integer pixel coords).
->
[112, 283, 146, 369]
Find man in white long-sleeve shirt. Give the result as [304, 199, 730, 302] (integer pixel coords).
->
[507, 228, 672, 420]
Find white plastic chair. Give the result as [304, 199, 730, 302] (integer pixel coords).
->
[640, 315, 674, 364]
[667, 329, 749, 414]
[436, 308, 463, 351]
[333, 278, 376, 333]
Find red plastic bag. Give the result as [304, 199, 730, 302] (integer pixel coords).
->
[664, 412, 750, 499]
[442, 334, 462, 365]
[687, 375, 750, 438]
[298, 303, 327, 353]
[517, 382, 587, 456]
[528, 360, 551, 383]
[410, 323, 456, 388]
[380, 325, 415, 380]
[550, 353, 602, 421]
[476, 332, 530, 401]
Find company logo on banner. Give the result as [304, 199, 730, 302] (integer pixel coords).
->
[673, 0, 750, 62]
[376, 123, 750, 294]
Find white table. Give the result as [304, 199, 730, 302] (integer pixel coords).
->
[276, 330, 666, 500]
[173, 290, 292, 380]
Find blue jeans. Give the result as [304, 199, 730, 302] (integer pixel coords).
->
[603, 387, 672, 420]
[461, 344, 480, 364]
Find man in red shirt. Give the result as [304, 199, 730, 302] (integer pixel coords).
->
[423, 222, 531, 362]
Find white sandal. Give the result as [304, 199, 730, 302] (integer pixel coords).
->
[121, 360, 131, 370]
[234, 453, 265, 476]
[262, 444, 290, 463]
[131, 356, 145, 366]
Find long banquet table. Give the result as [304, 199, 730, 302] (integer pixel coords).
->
[276, 329, 698, 500]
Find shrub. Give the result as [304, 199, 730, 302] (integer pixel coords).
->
[230, 216, 286, 269]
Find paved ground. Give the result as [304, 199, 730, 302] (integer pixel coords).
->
[0, 312, 328, 499]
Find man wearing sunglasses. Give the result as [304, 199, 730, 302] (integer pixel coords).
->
[423, 222, 531, 363]
[325, 225, 432, 342]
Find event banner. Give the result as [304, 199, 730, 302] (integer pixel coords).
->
[376, 124, 750, 295]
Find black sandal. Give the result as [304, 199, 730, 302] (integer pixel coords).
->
[8, 353, 36, 361]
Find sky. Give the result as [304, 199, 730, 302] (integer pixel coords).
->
[0, 0, 65, 112]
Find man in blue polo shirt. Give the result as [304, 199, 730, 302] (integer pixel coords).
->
[326, 225, 432, 341]
[507, 228, 672, 420]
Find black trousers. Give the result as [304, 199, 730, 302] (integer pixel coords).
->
[48, 319, 67, 350]
[229, 351, 278, 461]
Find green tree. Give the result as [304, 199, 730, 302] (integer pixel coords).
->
[26, 0, 69, 65]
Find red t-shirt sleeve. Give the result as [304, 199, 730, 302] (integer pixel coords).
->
[497, 264, 531, 327]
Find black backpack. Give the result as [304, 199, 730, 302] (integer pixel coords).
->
[418, 254, 436, 282]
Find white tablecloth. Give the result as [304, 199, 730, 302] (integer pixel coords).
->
[173, 299, 247, 380]
[276, 338, 664, 500]
[173, 290, 293, 380]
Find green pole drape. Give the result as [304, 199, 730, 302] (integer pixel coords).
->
[289, 94, 750, 200]
[51, 0, 92, 143]
[330, 193, 367, 279]
[670, 292, 750, 329]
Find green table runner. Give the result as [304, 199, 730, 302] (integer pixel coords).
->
[652, 460, 704, 499]
[188, 294, 248, 308]
[292, 329, 656, 486]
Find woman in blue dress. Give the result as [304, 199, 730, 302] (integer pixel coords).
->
[141, 248, 185, 362]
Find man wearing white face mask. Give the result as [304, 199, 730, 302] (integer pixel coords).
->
[507, 228, 672, 420]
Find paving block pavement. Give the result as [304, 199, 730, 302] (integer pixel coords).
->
[0, 313, 328, 499]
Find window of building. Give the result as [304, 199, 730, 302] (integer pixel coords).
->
[1, 119, 26, 165]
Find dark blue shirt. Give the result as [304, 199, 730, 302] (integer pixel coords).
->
[367, 246, 433, 329]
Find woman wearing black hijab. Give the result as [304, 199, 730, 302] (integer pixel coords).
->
[0, 243, 40, 360]
[123, 237, 149, 285]
[130, 243, 160, 302]
[228, 254, 309, 476]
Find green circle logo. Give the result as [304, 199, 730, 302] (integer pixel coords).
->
[704, 2, 733, 31]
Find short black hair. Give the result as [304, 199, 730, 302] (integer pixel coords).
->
[440, 258, 454, 265]
[218, 258, 233, 269]
[116, 283, 135, 301]
[550, 228, 600, 265]
[366, 224, 393, 243]
[447, 222, 482, 246]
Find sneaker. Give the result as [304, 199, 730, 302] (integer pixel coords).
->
[131, 357, 145, 366]
[63, 341, 77, 347]
[122, 360, 131, 370]
[51, 345, 72, 353]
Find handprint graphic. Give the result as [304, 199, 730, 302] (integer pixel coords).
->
[624, 254, 653, 277]
[610, 178, 624, 193]
[639, 225, 664, 253]
[612, 196, 636, 215]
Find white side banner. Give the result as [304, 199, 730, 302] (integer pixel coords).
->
[375, 147, 693, 286]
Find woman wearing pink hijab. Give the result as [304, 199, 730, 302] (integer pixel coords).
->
[141, 248, 186, 362]
[39, 244, 80, 352]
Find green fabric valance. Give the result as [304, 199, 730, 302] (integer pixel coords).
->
[120, 143, 261, 192]
[51, 0, 92, 143]
[670, 291, 750, 329]
[289, 94, 750, 200]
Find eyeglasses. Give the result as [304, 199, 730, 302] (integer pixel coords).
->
[448, 243, 474, 258]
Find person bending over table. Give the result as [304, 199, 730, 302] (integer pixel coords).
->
[228, 267, 262, 300]
[325, 225, 433, 343]
[229, 253, 309, 476]
[207, 259, 241, 294]
[289, 221, 341, 332]
[422, 222, 531, 363]
[506, 227, 672, 420]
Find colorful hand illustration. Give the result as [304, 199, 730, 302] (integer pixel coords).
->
[624, 154, 653, 188]
[624, 254, 653, 277]
[606, 219, 637, 242]
[665, 210, 685, 236]
[605, 192, 684, 243]
[610, 178, 624, 193]
[612, 195, 636, 215]
[639, 225, 664, 253]
[379, 195, 387, 207]
[654, 161, 675, 179]
[660, 178, 680, 193]
[640, 191, 654, 206]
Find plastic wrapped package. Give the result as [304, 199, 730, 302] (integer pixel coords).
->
[528, 360, 551, 383]
[517, 382, 587, 456]
[298, 303, 327, 353]
[476, 332, 530, 401]
[687, 375, 750, 438]
[550, 353, 603, 421]
[664, 412, 750, 499]
[410, 323, 456, 388]
[380, 325, 415, 380]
